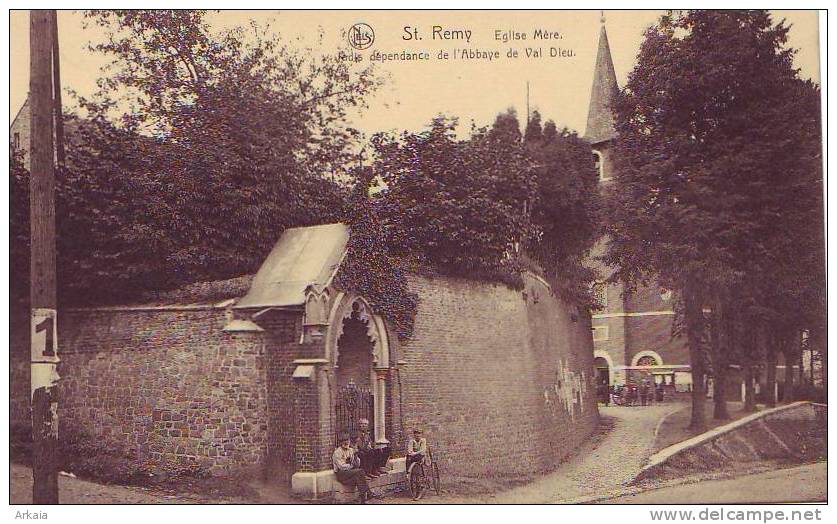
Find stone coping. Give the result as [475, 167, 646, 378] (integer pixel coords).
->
[642, 401, 818, 474]
[66, 303, 229, 312]
[292, 358, 330, 365]
[291, 457, 406, 500]
[222, 319, 264, 332]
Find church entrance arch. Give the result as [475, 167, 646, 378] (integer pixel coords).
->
[593, 357, 610, 386]
[593, 350, 613, 386]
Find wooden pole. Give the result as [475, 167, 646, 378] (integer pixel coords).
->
[50, 10, 65, 168]
[30, 9, 60, 505]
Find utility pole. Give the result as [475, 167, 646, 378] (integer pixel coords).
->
[30, 9, 60, 504]
[50, 10, 65, 168]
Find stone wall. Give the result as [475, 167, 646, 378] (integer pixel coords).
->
[399, 273, 599, 478]
[10, 306, 30, 428]
[251, 308, 305, 481]
[12, 271, 600, 483]
[11, 305, 271, 477]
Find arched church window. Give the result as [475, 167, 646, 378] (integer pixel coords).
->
[636, 355, 658, 367]
[592, 150, 609, 181]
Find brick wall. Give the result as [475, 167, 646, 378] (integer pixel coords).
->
[11, 306, 271, 477]
[245, 308, 301, 481]
[592, 279, 628, 371]
[399, 273, 599, 478]
[625, 315, 689, 366]
[624, 282, 674, 312]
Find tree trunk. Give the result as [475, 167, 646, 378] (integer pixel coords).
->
[797, 334, 805, 389]
[765, 333, 777, 407]
[743, 361, 756, 411]
[712, 298, 729, 420]
[685, 285, 706, 431]
[821, 328, 828, 394]
[783, 336, 795, 402]
[713, 365, 729, 418]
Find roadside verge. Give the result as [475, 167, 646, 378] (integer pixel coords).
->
[632, 401, 826, 484]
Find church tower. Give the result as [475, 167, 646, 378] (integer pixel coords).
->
[584, 14, 618, 183]
[585, 15, 690, 391]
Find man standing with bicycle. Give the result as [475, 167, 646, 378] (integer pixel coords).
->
[407, 428, 427, 471]
[406, 428, 441, 500]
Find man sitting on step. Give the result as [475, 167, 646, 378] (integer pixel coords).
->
[353, 418, 391, 478]
[333, 435, 377, 503]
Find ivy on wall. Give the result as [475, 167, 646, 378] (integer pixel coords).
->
[334, 175, 419, 340]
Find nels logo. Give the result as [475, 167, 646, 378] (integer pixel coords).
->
[348, 23, 375, 50]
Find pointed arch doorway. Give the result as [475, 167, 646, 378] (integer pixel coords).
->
[325, 293, 391, 445]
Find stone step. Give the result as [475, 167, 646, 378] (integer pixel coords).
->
[332, 470, 407, 504]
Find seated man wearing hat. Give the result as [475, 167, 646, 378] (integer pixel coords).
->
[333, 435, 376, 503]
[353, 418, 391, 478]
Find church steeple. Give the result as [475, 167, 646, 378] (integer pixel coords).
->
[584, 15, 619, 145]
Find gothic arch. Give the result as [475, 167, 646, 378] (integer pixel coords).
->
[325, 293, 390, 369]
[324, 292, 391, 443]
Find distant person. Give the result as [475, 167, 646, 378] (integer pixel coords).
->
[353, 418, 391, 478]
[640, 381, 650, 406]
[333, 435, 376, 503]
[655, 383, 665, 402]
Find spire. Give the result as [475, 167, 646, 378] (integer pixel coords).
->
[584, 16, 619, 145]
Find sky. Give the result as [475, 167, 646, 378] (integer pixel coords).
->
[9, 10, 821, 137]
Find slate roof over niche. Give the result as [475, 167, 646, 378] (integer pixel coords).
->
[235, 223, 349, 309]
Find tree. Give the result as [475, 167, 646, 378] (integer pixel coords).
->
[605, 10, 823, 429]
[524, 109, 543, 142]
[524, 118, 602, 303]
[12, 117, 176, 303]
[11, 10, 382, 303]
[10, 144, 29, 300]
[334, 170, 418, 340]
[370, 109, 601, 309]
[82, 11, 379, 175]
[372, 116, 536, 282]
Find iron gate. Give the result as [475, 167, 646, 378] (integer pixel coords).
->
[335, 380, 374, 446]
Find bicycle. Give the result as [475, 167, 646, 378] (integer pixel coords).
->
[407, 449, 441, 500]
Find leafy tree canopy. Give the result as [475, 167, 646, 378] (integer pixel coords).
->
[603, 9, 824, 369]
[14, 10, 381, 304]
[369, 110, 601, 305]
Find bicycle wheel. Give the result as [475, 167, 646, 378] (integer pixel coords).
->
[431, 462, 441, 495]
[409, 465, 423, 499]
